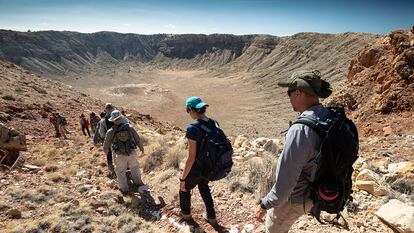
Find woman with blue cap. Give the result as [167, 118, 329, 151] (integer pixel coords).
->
[179, 96, 219, 226]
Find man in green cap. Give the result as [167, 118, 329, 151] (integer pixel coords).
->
[256, 70, 332, 232]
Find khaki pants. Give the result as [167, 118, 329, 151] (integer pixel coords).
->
[114, 150, 143, 192]
[265, 200, 312, 233]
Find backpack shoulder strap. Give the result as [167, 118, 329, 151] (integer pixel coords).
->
[292, 115, 328, 138]
[191, 119, 217, 134]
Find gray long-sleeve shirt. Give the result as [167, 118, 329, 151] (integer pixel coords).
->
[103, 123, 144, 155]
[261, 104, 331, 209]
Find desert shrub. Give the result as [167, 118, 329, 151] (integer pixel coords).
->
[2, 95, 15, 101]
[226, 155, 276, 198]
[156, 169, 177, 183]
[164, 144, 186, 170]
[31, 158, 46, 167]
[0, 199, 9, 210]
[48, 172, 70, 183]
[50, 218, 69, 232]
[142, 142, 166, 173]
[23, 222, 40, 233]
[46, 146, 59, 157]
[106, 203, 127, 216]
[6, 187, 52, 203]
[114, 213, 142, 233]
[257, 156, 277, 198]
[44, 164, 58, 172]
[391, 179, 414, 195]
[346, 200, 359, 213]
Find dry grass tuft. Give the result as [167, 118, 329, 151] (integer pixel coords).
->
[226, 155, 276, 198]
[48, 172, 70, 183]
[44, 164, 59, 172]
[114, 213, 143, 233]
[155, 169, 177, 183]
[391, 178, 414, 195]
[0, 199, 9, 211]
[46, 146, 60, 157]
[164, 144, 186, 170]
[142, 141, 167, 173]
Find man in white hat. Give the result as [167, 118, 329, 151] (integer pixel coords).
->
[103, 109, 147, 194]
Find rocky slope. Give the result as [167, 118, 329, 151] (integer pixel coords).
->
[328, 27, 414, 137]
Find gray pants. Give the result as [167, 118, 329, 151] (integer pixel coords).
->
[113, 150, 143, 192]
[265, 200, 312, 233]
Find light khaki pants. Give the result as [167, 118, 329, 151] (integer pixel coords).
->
[114, 150, 143, 192]
[265, 200, 312, 233]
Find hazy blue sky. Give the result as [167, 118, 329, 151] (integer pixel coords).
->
[0, 0, 413, 35]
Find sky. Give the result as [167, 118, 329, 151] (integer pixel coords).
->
[0, 0, 413, 36]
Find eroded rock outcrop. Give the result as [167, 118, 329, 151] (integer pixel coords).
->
[327, 26, 414, 136]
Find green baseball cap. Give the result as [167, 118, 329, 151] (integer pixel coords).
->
[277, 70, 332, 98]
[185, 96, 208, 111]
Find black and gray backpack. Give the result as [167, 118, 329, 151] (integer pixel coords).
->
[192, 120, 233, 181]
[293, 107, 359, 224]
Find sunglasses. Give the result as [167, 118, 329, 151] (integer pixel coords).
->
[287, 89, 296, 96]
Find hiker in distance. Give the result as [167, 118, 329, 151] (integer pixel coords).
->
[103, 109, 148, 194]
[79, 113, 91, 137]
[179, 96, 219, 226]
[256, 70, 333, 232]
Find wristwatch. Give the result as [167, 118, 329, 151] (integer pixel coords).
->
[258, 199, 267, 210]
[179, 178, 186, 182]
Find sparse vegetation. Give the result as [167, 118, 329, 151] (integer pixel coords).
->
[48, 172, 70, 183]
[164, 144, 186, 170]
[44, 164, 58, 172]
[0, 199, 9, 211]
[142, 141, 167, 173]
[2, 95, 15, 101]
[226, 155, 276, 198]
[391, 178, 414, 195]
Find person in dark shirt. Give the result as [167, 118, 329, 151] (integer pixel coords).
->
[179, 96, 218, 226]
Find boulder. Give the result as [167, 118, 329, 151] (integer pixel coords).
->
[375, 199, 414, 233]
[355, 169, 389, 196]
[385, 162, 414, 182]
[387, 162, 414, 174]
[263, 139, 279, 154]
[0, 123, 26, 151]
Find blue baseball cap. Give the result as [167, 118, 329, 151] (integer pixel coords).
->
[185, 96, 208, 111]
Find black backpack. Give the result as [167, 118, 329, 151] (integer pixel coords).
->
[192, 120, 234, 181]
[292, 107, 359, 224]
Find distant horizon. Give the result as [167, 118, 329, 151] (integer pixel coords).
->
[0, 28, 394, 37]
[0, 0, 413, 36]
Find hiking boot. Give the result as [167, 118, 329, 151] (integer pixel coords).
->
[203, 213, 218, 226]
[137, 184, 149, 194]
[178, 211, 192, 221]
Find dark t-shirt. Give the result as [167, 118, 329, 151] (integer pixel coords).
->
[186, 118, 218, 175]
